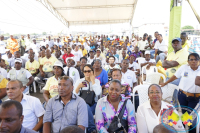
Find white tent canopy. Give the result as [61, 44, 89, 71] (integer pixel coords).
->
[37, 0, 138, 27]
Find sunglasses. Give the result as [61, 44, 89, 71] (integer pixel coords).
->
[83, 70, 92, 73]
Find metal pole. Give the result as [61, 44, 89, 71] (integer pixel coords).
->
[187, 0, 200, 23]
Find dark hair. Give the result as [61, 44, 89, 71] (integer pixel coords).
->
[53, 66, 65, 76]
[109, 79, 122, 88]
[8, 80, 23, 88]
[153, 124, 175, 133]
[0, 100, 23, 117]
[158, 34, 162, 37]
[59, 76, 73, 85]
[64, 48, 67, 51]
[41, 46, 46, 50]
[111, 68, 122, 76]
[181, 32, 187, 36]
[188, 53, 200, 61]
[109, 56, 116, 61]
[122, 59, 129, 63]
[80, 57, 87, 62]
[148, 84, 162, 94]
[60, 126, 84, 133]
[83, 64, 94, 73]
[155, 31, 159, 34]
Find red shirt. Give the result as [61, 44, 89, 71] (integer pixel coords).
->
[62, 53, 74, 63]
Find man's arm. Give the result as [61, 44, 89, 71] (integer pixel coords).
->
[33, 115, 43, 131]
[0, 88, 7, 99]
[26, 76, 34, 86]
[195, 76, 200, 86]
[133, 82, 137, 88]
[162, 60, 179, 68]
[141, 62, 148, 67]
[43, 122, 51, 133]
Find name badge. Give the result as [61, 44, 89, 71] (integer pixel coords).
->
[184, 72, 188, 77]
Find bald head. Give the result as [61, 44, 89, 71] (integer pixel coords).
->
[153, 124, 175, 133]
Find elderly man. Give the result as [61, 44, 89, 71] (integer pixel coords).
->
[7, 58, 34, 94]
[7, 35, 19, 55]
[162, 37, 189, 86]
[6, 80, 45, 131]
[0, 100, 37, 133]
[43, 76, 88, 133]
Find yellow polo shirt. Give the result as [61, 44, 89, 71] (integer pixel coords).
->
[182, 40, 191, 51]
[165, 48, 189, 78]
[25, 60, 40, 74]
[0, 78, 8, 88]
[44, 76, 58, 98]
[40, 56, 58, 72]
[80, 49, 87, 56]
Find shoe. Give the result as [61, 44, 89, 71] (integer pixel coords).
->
[91, 130, 97, 133]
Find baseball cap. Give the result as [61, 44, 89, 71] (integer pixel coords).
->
[145, 51, 150, 55]
[15, 58, 22, 63]
[89, 49, 95, 53]
[96, 49, 101, 52]
[172, 37, 182, 43]
[53, 61, 63, 69]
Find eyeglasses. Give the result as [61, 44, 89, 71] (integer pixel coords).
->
[149, 91, 161, 95]
[83, 70, 92, 73]
[188, 59, 199, 61]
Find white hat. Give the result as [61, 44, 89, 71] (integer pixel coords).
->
[65, 57, 77, 66]
[145, 51, 150, 55]
[96, 49, 101, 52]
[15, 58, 22, 63]
[53, 61, 63, 69]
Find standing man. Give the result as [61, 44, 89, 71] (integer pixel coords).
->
[154, 34, 168, 63]
[43, 76, 88, 133]
[0, 35, 6, 56]
[19, 35, 26, 56]
[25, 34, 32, 52]
[0, 100, 38, 133]
[6, 80, 45, 131]
[180, 32, 191, 51]
[7, 35, 19, 55]
[31, 38, 40, 54]
[162, 38, 188, 86]
[7, 58, 34, 94]
[46, 36, 54, 48]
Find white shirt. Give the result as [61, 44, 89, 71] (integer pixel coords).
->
[140, 59, 156, 74]
[129, 62, 139, 70]
[138, 40, 147, 51]
[0, 67, 7, 78]
[0, 41, 6, 54]
[137, 101, 185, 133]
[30, 43, 40, 53]
[20, 94, 45, 130]
[25, 38, 32, 51]
[63, 67, 80, 85]
[74, 42, 81, 46]
[46, 40, 54, 48]
[175, 64, 200, 93]
[73, 78, 102, 102]
[72, 50, 83, 62]
[55, 42, 63, 47]
[40, 40, 46, 47]
[7, 69, 32, 79]
[87, 57, 94, 64]
[121, 69, 137, 88]
[154, 40, 168, 52]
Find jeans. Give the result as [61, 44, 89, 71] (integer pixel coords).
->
[166, 77, 181, 86]
[134, 96, 139, 112]
[150, 50, 155, 59]
[90, 103, 97, 115]
[156, 53, 166, 63]
[87, 104, 96, 133]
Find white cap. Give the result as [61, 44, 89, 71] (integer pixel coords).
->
[53, 61, 63, 69]
[65, 57, 77, 66]
[15, 58, 22, 63]
[96, 49, 101, 52]
[145, 51, 150, 55]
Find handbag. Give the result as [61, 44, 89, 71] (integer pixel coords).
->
[107, 99, 128, 133]
[79, 80, 96, 106]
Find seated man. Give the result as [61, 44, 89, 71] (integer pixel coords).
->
[35, 49, 58, 84]
[61, 126, 84, 133]
[6, 80, 45, 131]
[9, 51, 26, 68]
[43, 76, 88, 132]
[7, 58, 34, 94]
[0, 74, 8, 104]
[162, 37, 188, 86]
[0, 100, 37, 133]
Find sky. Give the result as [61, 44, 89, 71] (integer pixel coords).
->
[0, 0, 199, 34]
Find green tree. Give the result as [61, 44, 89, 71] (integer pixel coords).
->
[182, 25, 194, 29]
[42, 32, 47, 35]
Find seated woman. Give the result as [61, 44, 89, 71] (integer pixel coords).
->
[137, 84, 185, 133]
[95, 79, 137, 133]
[43, 61, 65, 102]
[132, 46, 143, 58]
[73, 64, 102, 115]
[92, 59, 108, 88]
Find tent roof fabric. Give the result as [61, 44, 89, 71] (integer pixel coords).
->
[45, 0, 137, 26]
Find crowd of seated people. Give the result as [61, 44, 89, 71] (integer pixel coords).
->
[0, 32, 200, 133]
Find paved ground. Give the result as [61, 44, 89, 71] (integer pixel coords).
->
[30, 86, 45, 103]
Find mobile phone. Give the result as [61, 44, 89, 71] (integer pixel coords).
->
[82, 81, 87, 87]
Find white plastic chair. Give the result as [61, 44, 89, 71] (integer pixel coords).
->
[132, 84, 150, 114]
[143, 72, 166, 85]
[33, 81, 37, 93]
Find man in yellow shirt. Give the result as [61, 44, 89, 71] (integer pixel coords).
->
[181, 32, 191, 51]
[0, 74, 8, 104]
[25, 53, 40, 77]
[162, 37, 189, 86]
[35, 49, 58, 84]
[80, 45, 87, 57]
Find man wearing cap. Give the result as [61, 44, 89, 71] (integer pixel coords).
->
[63, 57, 80, 85]
[62, 47, 74, 65]
[7, 35, 19, 55]
[87, 50, 95, 64]
[35, 49, 58, 84]
[7, 58, 34, 94]
[162, 37, 188, 86]
[154, 34, 168, 63]
[9, 51, 26, 68]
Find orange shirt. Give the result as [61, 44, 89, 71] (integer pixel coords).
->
[7, 38, 19, 54]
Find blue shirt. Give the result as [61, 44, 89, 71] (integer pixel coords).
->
[95, 69, 108, 86]
[20, 126, 37, 133]
[90, 46, 95, 50]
